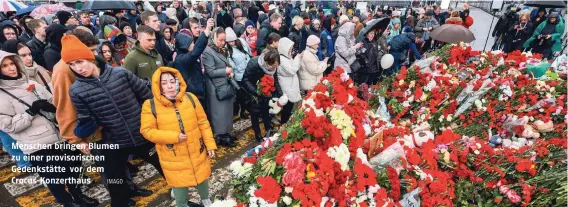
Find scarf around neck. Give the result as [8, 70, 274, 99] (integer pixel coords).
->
[258, 53, 276, 76]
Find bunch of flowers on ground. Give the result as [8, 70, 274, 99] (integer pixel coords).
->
[213, 44, 567, 207]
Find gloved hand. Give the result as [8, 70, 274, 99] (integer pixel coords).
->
[26, 100, 47, 115]
[40, 100, 56, 113]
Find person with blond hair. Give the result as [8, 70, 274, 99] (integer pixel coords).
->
[504, 12, 533, 53]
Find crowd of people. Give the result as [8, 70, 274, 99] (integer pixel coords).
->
[0, 1, 563, 207]
[492, 5, 565, 60]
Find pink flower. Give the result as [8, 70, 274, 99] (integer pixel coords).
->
[500, 185, 521, 203]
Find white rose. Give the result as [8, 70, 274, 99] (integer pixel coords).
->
[282, 196, 292, 205]
[285, 187, 294, 194]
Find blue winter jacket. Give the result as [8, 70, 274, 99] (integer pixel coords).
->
[173, 32, 209, 98]
[389, 33, 422, 59]
[318, 29, 334, 60]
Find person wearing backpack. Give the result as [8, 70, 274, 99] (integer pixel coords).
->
[140, 67, 217, 207]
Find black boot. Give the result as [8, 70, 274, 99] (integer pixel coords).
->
[130, 188, 153, 197]
[217, 134, 236, 147]
[63, 201, 81, 207]
[127, 198, 136, 206]
[239, 111, 249, 119]
[255, 134, 263, 142]
[188, 200, 204, 207]
[73, 194, 99, 207]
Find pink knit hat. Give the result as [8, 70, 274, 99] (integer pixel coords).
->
[306, 35, 320, 46]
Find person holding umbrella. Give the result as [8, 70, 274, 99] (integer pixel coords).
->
[357, 29, 385, 85]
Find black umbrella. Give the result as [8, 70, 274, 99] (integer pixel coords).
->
[82, 0, 136, 10]
[524, 0, 567, 8]
[357, 18, 391, 42]
[430, 24, 476, 43]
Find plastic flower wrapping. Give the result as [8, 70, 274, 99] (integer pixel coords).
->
[212, 44, 567, 207]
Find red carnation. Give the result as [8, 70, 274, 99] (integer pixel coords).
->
[254, 176, 282, 204]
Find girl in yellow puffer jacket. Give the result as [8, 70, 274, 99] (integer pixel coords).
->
[140, 67, 217, 207]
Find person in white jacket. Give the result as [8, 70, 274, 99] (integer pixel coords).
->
[299, 35, 329, 91]
[0, 50, 98, 207]
[277, 37, 301, 124]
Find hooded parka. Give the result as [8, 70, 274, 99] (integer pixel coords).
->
[334, 22, 357, 73]
[140, 67, 216, 187]
[0, 51, 60, 155]
[277, 38, 302, 103]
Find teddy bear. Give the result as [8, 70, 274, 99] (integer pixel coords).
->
[533, 120, 554, 132]
[269, 94, 289, 114]
[521, 124, 540, 139]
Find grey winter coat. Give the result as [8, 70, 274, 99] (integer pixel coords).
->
[334, 22, 358, 73]
[277, 38, 302, 103]
[69, 61, 152, 148]
[415, 18, 440, 40]
[202, 46, 234, 135]
[0, 51, 60, 155]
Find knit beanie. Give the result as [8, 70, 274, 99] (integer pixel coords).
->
[119, 22, 131, 32]
[57, 11, 73, 25]
[306, 35, 320, 46]
[225, 27, 237, 42]
[245, 20, 255, 28]
[61, 35, 96, 63]
[104, 25, 121, 40]
[165, 18, 178, 26]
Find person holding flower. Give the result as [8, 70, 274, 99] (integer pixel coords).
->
[241, 49, 281, 142]
[0, 50, 99, 207]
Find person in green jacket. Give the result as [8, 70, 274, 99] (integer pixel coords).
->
[123, 25, 163, 80]
[523, 12, 565, 60]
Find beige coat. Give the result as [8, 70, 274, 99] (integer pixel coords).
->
[0, 51, 60, 155]
[299, 47, 327, 91]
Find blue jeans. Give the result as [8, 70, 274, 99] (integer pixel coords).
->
[384, 52, 403, 76]
[0, 130, 31, 167]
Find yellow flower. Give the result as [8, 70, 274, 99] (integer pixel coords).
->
[306, 164, 316, 180]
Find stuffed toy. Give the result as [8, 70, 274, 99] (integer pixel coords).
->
[521, 124, 540, 139]
[533, 120, 554, 132]
[269, 94, 289, 114]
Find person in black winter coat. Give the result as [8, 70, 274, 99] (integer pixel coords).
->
[241, 49, 281, 142]
[0, 20, 20, 47]
[503, 13, 533, 53]
[26, 19, 48, 69]
[492, 6, 519, 49]
[288, 16, 304, 58]
[215, 4, 233, 29]
[43, 24, 68, 71]
[531, 7, 547, 32]
[172, 0, 188, 24]
[18, 16, 34, 43]
[173, 29, 210, 108]
[247, 5, 260, 27]
[356, 29, 384, 85]
[256, 13, 284, 55]
[62, 35, 164, 207]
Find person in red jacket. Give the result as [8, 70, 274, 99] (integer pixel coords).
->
[461, 9, 474, 29]
[242, 20, 258, 56]
[445, 11, 464, 26]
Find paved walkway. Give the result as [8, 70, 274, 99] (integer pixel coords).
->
[467, 5, 499, 51]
